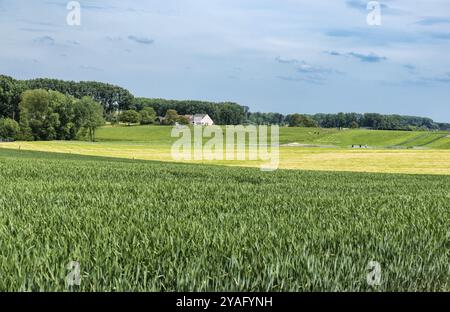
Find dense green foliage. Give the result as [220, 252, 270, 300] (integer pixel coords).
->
[133, 98, 247, 125]
[161, 109, 191, 125]
[0, 118, 20, 140]
[139, 107, 157, 125]
[309, 112, 443, 131]
[119, 110, 141, 126]
[19, 90, 104, 141]
[247, 112, 285, 125]
[438, 122, 450, 131]
[1, 74, 449, 130]
[285, 114, 317, 127]
[75, 97, 105, 142]
[0, 75, 24, 120]
[0, 75, 132, 120]
[0, 148, 448, 291]
[23, 78, 134, 114]
[249, 111, 449, 131]
[0, 75, 248, 126]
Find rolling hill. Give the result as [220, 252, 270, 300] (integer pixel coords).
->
[1, 125, 450, 175]
[95, 125, 450, 149]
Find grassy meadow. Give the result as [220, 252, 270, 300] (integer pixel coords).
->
[1, 125, 450, 174]
[0, 148, 448, 291]
[94, 125, 450, 148]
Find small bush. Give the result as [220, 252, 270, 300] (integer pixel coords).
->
[0, 118, 20, 140]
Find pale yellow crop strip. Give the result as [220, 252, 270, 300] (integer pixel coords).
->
[1, 141, 450, 175]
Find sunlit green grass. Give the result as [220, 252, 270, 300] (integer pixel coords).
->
[96, 125, 450, 148]
[97, 125, 175, 144]
[277, 127, 450, 148]
[1, 125, 450, 175]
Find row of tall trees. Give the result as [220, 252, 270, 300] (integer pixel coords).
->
[309, 113, 441, 130]
[1, 75, 449, 132]
[117, 107, 158, 126]
[132, 98, 247, 125]
[0, 89, 104, 141]
[247, 111, 448, 130]
[0, 75, 24, 120]
[0, 75, 131, 123]
[24, 78, 134, 114]
[0, 75, 248, 126]
[285, 114, 318, 128]
[117, 108, 191, 126]
[247, 112, 285, 125]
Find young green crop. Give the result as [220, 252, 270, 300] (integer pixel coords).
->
[0, 149, 448, 291]
[94, 125, 450, 148]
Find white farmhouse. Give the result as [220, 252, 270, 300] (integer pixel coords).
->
[191, 114, 214, 126]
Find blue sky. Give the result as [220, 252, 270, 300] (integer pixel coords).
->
[1, 0, 450, 121]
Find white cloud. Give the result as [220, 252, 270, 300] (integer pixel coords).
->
[0, 0, 449, 120]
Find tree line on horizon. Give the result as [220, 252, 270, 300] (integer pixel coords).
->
[1, 74, 449, 141]
[253, 112, 449, 131]
[0, 88, 104, 142]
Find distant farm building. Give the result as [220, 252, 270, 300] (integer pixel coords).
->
[158, 114, 215, 126]
[186, 114, 214, 126]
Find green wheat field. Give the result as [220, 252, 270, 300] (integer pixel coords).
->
[0, 144, 448, 291]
